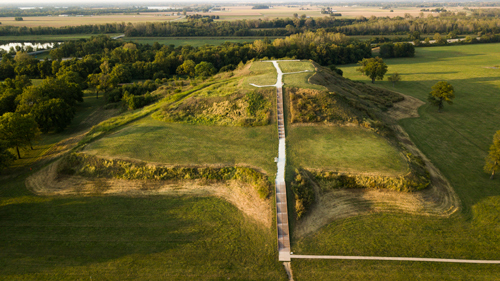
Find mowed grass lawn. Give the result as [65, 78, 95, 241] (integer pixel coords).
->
[341, 43, 500, 209]
[288, 126, 406, 175]
[280, 61, 326, 90]
[0, 178, 286, 280]
[84, 116, 277, 175]
[246, 61, 278, 86]
[292, 43, 500, 279]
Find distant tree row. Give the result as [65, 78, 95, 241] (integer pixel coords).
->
[2, 10, 500, 37]
[0, 7, 187, 17]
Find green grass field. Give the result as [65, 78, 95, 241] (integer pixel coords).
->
[246, 61, 278, 86]
[84, 116, 277, 175]
[278, 61, 315, 73]
[279, 61, 326, 90]
[0, 77, 285, 279]
[122, 36, 279, 47]
[0, 178, 286, 280]
[288, 126, 406, 175]
[291, 43, 500, 279]
[341, 43, 500, 209]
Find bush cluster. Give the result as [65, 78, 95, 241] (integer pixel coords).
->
[291, 169, 316, 219]
[289, 88, 369, 124]
[160, 90, 272, 127]
[310, 150, 430, 192]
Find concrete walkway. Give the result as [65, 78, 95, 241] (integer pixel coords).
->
[291, 255, 500, 264]
[250, 60, 304, 262]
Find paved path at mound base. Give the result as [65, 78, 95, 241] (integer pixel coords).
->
[291, 255, 500, 264]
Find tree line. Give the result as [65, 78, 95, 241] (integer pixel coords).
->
[0, 30, 372, 165]
[1, 9, 500, 38]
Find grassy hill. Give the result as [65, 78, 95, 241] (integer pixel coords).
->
[4, 53, 496, 280]
[290, 43, 500, 280]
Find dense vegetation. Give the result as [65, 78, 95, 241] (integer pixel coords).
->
[59, 153, 272, 198]
[159, 90, 273, 127]
[292, 169, 316, 219]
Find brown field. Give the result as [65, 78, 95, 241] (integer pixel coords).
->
[0, 5, 472, 28]
[0, 14, 180, 27]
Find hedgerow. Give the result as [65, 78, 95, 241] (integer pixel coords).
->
[58, 153, 271, 199]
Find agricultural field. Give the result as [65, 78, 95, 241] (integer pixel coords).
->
[0, 14, 180, 28]
[289, 43, 500, 279]
[0, 5, 471, 29]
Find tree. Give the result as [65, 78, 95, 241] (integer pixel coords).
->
[176, 60, 196, 77]
[31, 98, 74, 133]
[251, 40, 268, 55]
[356, 57, 388, 83]
[0, 140, 15, 170]
[484, 130, 500, 179]
[427, 81, 455, 112]
[379, 43, 394, 58]
[433, 33, 446, 44]
[88, 61, 119, 99]
[109, 64, 132, 83]
[195, 61, 216, 78]
[0, 112, 40, 159]
[49, 48, 64, 61]
[387, 72, 401, 87]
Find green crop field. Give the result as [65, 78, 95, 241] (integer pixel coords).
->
[290, 43, 500, 279]
[84, 116, 277, 175]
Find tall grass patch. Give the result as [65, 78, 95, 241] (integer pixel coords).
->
[59, 153, 271, 198]
[158, 89, 273, 127]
